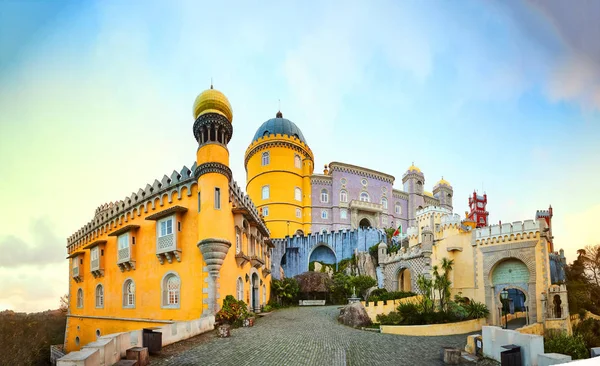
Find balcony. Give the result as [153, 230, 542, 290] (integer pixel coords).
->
[250, 255, 265, 269]
[349, 200, 383, 213]
[235, 251, 250, 266]
[72, 266, 83, 283]
[156, 233, 181, 264]
[90, 258, 104, 278]
[117, 246, 136, 272]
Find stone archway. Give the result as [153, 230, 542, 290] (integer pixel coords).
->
[397, 268, 412, 292]
[487, 257, 535, 326]
[307, 244, 336, 271]
[359, 218, 372, 228]
[251, 272, 260, 312]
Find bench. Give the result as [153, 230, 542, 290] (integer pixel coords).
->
[299, 300, 326, 306]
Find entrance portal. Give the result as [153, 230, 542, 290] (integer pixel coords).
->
[492, 258, 531, 328]
[397, 268, 411, 292]
[359, 218, 371, 228]
[308, 245, 336, 267]
[251, 273, 259, 311]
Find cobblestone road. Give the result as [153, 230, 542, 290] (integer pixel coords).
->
[151, 306, 482, 366]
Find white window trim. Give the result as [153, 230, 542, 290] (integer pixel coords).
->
[77, 288, 83, 308]
[95, 284, 104, 309]
[123, 278, 135, 309]
[340, 190, 348, 203]
[395, 203, 402, 215]
[214, 187, 221, 210]
[296, 208, 301, 218]
[321, 210, 328, 219]
[158, 216, 174, 238]
[161, 271, 181, 309]
[262, 151, 270, 166]
[340, 209, 347, 220]
[262, 185, 270, 200]
[236, 277, 244, 301]
[295, 187, 302, 201]
[381, 198, 388, 209]
[360, 192, 370, 202]
[263, 206, 269, 217]
[320, 189, 329, 203]
[294, 154, 301, 169]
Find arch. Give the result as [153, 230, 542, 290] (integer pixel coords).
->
[340, 189, 348, 203]
[294, 187, 302, 201]
[236, 276, 244, 301]
[95, 284, 104, 308]
[161, 271, 181, 308]
[396, 267, 412, 292]
[320, 189, 329, 203]
[308, 243, 336, 268]
[359, 218, 371, 228]
[123, 278, 135, 308]
[77, 288, 83, 308]
[294, 154, 302, 168]
[360, 192, 370, 202]
[249, 268, 260, 311]
[381, 197, 388, 210]
[295, 229, 304, 236]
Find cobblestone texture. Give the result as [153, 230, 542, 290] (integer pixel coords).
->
[151, 306, 493, 366]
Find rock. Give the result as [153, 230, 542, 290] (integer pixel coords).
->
[338, 302, 372, 328]
[355, 251, 377, 280]
[441, 347, 461, 365]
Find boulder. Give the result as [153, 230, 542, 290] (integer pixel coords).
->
[338, 302, 372, 328]
[355, 251, 377, 280]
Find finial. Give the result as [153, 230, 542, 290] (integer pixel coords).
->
[210, 77, 213, 89]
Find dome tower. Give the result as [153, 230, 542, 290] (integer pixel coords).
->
[433, 177, 453, 211]
[244, 111, 314, 238]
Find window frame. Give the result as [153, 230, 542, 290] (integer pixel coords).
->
[161, 272, 181, 309]
[214, 187, 221, 210]
[320, 189, 329, 203]
[294, 187, 302, 201]
[360, 192, 370, 202]
[294, 154, 301, 169]
[262, 185, 270, 200]
[296, 208, 301, 218]
[340, 190, 348, 203]
[77, 288, 83, 308]
[262, 151, 270, 166]
[236, 277, 244, 301]
[263, 206, 269, 217]
[321, 210, 328, 219]
[340, 208, 347, 220]
[95, 284, 104, 309]
[395, 202, 402, 215]
[123, 279, 135, 308]
[158, 216, 174, 238]
[381, 197, 388, 209]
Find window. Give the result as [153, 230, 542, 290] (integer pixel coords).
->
[320, 189, 329, 203]
[159, 217, 173, 237]
[294, 187, 302, 201]
[480, 218, 485, 223]
[235, 228, 241, 254]
[395, 203, 402, 215]
[321, 210, 328, 219]
[340, 209, 347, 220]
[294, 154, 301, 169]
[214, 187, 221, 209]
[95, 284, 104, 308]
[90, 247, 99, 269]
[360, 192, 370, 202]
[381, 197, 388, 209]
[341, 178, 347, 185]
[236, 277, 243, 301]
[382, 216, 388, 225]
[262, 151, 270, 166]
[262, 185, 270, 200]
[361, 178, 368, 186]
[118, 233, 129, 262]
[77, 288, 83, 308]
[118, 233, 129, 250]
[296, 208, 301, 218]
[340, 190, 348, 203]
[162, 273, 181, 307]
[263, 206, 269, 216]
[197, 191, 201, 212]
[123, 279, 135, 308]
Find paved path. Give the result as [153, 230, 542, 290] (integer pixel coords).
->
[151, 306, 481, 366]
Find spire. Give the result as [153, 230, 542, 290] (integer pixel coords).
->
[210, 77, 213, 89]
[276, 99, 283, 118]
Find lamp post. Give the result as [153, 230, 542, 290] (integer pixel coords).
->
[500, 288, 509, 329]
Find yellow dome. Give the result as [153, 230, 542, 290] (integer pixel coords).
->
[424, 191, 433, 197]
[193, 86, 233, 122]
[407, 163, 421, 173]
[437, 177, 451, 186]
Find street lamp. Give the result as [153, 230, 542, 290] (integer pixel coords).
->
[500, 288, 509, 329]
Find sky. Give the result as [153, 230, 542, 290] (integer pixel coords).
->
[0, 0, 599, 313]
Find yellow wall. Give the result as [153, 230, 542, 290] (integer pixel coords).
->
[381, 318, 486, 336]
[361, 296, 422, 322]
[245, 134, 313, 238]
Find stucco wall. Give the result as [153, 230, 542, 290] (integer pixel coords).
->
[381, 318, 486, 336]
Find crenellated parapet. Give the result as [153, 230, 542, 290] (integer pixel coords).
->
[229, 180, 269, 236]
[441, 213, 461, 227]
[380, 244, 423, 264]
[406, 226, 419, 238]
[244, 133, 314, 167]
[475, 220, 540, 244]
[67, 163, 198, 253]
[416, 205, 451, 217]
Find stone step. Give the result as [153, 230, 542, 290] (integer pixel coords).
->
[114, 360, 137, 366]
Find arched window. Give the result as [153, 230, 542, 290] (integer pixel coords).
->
[294, 187, 302, 201]
[360, 192, 370, 202]
[162, 273, 181, 308]
[340, 190, 348, 203]
[262, 206, 269, 217]
[294, 154, 301, 169]
[95, 284, 104, 308]
[262, 185, 270, 200]
[381, 197, 388, 209]
[321, 210, 328, 219]
[235, 227, 241, 254]
[320, 189, 329, 203]
[77, 288, 83, 308]
[262, 151, 270, 166]
[123, 279, 135, 308]
[296, 208, 301, 218]
[263, 284, 267, 305]
[395, 202, 402, 215]
[236, 277, 244, 301]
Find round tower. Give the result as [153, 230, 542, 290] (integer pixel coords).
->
[192, 85, 234, 315]
[245, 111, 314, 239]
[433, 177, 453, 212]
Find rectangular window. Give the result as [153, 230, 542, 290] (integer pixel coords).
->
[263, 206, 269, 216]
[340, 209, 347, 219]
[296, 208, 301, 218]
[262, 151, 270, 166]
[91, 247, 99, 260]
[262, 185, 270, 200]
[118, 233, 130, 250]
[214, 187, 221, 209]
[198, 191, 201, 212]
[160, 217, 174, 237]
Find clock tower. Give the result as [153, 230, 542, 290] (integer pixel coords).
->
[467, 191, 488, 228]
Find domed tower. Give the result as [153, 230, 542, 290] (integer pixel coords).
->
[402, 163, 425, 227]
[433, 177, 453, 211]
[192, 85, 235, 314]
[245, 111, 314, 238]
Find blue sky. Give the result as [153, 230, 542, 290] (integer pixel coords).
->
[1, 0, 599, 312]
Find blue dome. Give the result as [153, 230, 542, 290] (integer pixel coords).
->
[251, 112, 307, 144]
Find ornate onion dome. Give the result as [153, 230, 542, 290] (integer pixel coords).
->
[192, 85, 233, 122]
[436, 177, 451, 186]
[251, 111, 307, 144]
[407, 163, 421, 173]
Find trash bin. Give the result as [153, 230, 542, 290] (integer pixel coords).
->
[142, 328, 162, 354]
[500, 344, 522, 366]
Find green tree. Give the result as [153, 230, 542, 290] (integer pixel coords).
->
[271, 278, 299, 306]
[351, 275, 377, 300]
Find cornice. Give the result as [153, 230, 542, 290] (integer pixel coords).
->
[194, 162, 232, 182]
[244, 138, 313, 168]
[329, 161, 395, 184]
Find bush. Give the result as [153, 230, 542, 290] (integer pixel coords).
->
[544, 332, 589, 360]
[369, 290, 416, 302]
[397, 302, 423, 325]
[376, 311, 404, 325]
[215, 295, 249, 327]
[573, 318, 600, 349]
[464, 301, 490, 319]
[271, 278, 300, 306]
[350, 275, 377, 299]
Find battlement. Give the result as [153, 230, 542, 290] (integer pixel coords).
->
[475, 220, 540, 243]
[441, 213, 462, 226]
[416, 205, 451, 217]
[229, 180, 269, 235]
[392, 189, 409, 199]
[68, 163, 198, 248]
[406, 226, 419, 237]
[381, 244, 423, 264]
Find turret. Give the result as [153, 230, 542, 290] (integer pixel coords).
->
[245, 111, 314, 238]
[192, 85, 234, 315]
[402, 163, 425, 226]
[433, 177, 453, 212]
[467, 191, 488, 228]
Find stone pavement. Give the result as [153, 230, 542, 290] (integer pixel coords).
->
[151, 306, 489, 366]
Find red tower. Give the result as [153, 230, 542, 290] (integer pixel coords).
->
[467, 191, 488, 228]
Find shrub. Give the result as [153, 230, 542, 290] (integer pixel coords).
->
[369, 291, 416, 302]
[350, 275, 377, 299]
[397, 302, 423, 325]
[464, 301, 490, 319]
[215, 295, 249, 327]
[573, 318, 600, 349]
[544, 332, 589, 360]
[447, 301, 468, 321]
[271, 278, 300, 306]
[376, 311, 404, 325]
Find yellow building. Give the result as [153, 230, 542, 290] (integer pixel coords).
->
[64, 86, 273, 352]
[245, 111, 314, 238]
